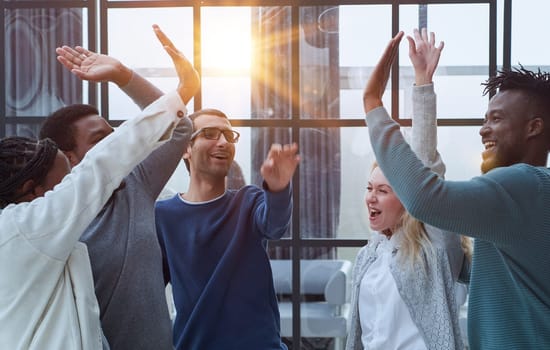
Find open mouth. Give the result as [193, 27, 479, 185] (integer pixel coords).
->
[483, 141, 496, 150]
[369, 209, 381, 219]
[211, 152, 230, 160]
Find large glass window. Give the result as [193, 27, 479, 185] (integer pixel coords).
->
[2, 0, 522, 348]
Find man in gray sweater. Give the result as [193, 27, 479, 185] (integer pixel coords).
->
[39, 25, 197, 349]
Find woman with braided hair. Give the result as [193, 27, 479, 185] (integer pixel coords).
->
[0, 137, 67, 208]
[0, 24, 198, 350]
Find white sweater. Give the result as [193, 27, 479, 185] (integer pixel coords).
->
[0, 91, 186, 350]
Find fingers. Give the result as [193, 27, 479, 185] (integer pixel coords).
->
[406, 35, 416, 58]
[267, 143, 299, 160]
[56, 45, 91, 67]
[413, 28, 422, 42]
[153, 24, 177, 50]
[152, 24, 200, 103]
[56, 55, 76, 71]
[75, 46, 94, 58]
[363, 31, 403, 112]
[421, 27, 428, 42]
[381, 31, 404, 73]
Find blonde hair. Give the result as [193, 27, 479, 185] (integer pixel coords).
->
[460, 235, 473, 263]
[370, 162, 434, 268]
[394, 211, 434, 269]
[370, 163, 473, 269]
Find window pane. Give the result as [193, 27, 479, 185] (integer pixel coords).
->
[337, 127, 374, 239]
[107, 8, 193, 119]
[5, 8, 86, 117]
[201, 77, 250, 117]
[202, 7, 253, 117]
[302, 5, 392, 119]
[6, 122, 42, 138]
[399, 4, 490, 119]
[512, 0, 550, 68]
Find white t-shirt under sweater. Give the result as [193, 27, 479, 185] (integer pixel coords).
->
[358, 232, 428, 350]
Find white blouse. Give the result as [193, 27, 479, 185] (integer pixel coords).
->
[358, 233, 428, 350]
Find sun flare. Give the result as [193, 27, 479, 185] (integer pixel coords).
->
[202, 8, 251, 74]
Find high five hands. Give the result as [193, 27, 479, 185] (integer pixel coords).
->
[55, 24, 200, 104]
[407, 28, 444, 86]
[363, 28, 444, 114]
[153, 24, 200, 104]
[55, 45, 133, 87]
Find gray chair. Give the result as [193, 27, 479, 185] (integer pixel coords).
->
[270, 259, 352, 349]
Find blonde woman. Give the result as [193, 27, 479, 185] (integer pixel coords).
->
[346, 29, 471, 350]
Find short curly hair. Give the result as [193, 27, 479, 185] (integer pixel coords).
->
[39, 104, 100, 152]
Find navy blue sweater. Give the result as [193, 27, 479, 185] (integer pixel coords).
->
[155, 184, 291, 350]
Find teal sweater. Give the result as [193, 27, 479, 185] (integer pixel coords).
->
[366, 107, 550, 349]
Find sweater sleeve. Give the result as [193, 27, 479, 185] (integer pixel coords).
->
[122, 71, 193, 198]
[133, 115, 192, 199]
[120, 71, 164, 110]
[411, 83, 445, 177]
[410, 84, 463, 278]
[366, 106, 539, 246]
[254, 183, 293, 240]
[5, 91, 186, 261]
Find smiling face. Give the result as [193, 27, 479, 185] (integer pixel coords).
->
[479, 90, 533, 174]
[365, 166, 405, 233]
[184, 114, 236, 181]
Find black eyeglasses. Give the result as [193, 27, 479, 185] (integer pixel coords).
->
[190, 127, 240, 143]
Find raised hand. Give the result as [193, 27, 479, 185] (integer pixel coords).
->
[153, 24, 200, 104]
[363, 31, 404, 114]
[260, 143, 301, 192]
[407, 28, 444, 86]
[55, 46, 132, 86]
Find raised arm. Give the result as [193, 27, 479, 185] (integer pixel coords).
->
[363, 33, 537, 245]
[408, 28, 446, 177]
[55, 44, 164, 109]
[133, 25, 198, 197]
[153, 24, 200, 105]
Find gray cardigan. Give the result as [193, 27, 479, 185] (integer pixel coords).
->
[345, 84, 467, 350]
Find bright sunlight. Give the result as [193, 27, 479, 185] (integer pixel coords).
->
[201, 7, 252, 75]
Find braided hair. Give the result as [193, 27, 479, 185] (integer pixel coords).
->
[0, 136, 58, 208]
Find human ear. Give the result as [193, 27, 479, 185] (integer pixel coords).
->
[182, 144, 192, 160]
[526, 117, 544, 139]
[63, 150, 79, 168]
[13, 179, 39, 204]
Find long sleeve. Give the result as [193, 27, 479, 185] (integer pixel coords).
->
[2, 91, 186, 260]
[121, 71, 193, 198]
[133, 116, 192, 198]
[120, 71, 164, 110]
[0, 91, 186, 350]
[411, 83, 445, 177]
[254, 183, 293, 240]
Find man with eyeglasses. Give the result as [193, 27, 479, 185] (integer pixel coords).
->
[155, 108, 300, 350]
